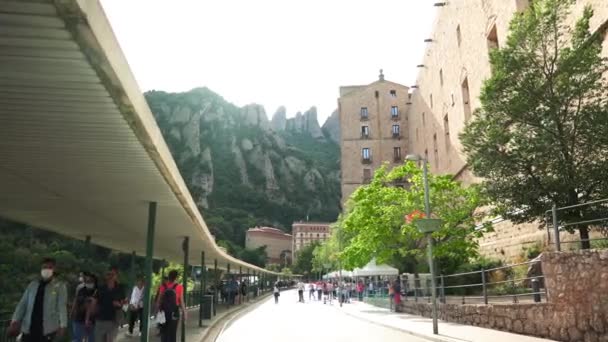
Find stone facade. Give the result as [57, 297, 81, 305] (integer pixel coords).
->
[245, 226, 292, 265]
[398, 250, 608, 341]
[338, 72, 410, 203]
[292, 221, 331, 258]
[404, 0, 608, 262]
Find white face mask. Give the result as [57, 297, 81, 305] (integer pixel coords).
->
[41, 269, 53, 280]
[78, 277, 84, 283]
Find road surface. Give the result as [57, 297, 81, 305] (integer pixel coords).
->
[217, 289, 430, 342]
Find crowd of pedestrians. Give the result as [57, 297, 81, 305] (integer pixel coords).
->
[8, 258, 190, 342]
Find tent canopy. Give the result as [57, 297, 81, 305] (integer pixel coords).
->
[353, 259, 399, 277]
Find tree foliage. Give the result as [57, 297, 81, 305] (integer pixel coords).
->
[460, 0, 608, 248]
[292, 241, 319, 277]
[338, 162, 486, 274]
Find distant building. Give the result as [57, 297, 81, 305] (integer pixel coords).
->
[338, 70, 411, 203]
[292, 222, 332, 258]
[245, 226, 292, 265]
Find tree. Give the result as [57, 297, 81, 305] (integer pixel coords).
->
[460, 0, 608, 249]
[292, 242, 319, 278]
[339, 162, 486, 274]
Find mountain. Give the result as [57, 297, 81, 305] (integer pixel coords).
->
[322, 109, 340, 143]
[145, 88, 341, 248]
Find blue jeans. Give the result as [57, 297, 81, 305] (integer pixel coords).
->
[73, 321, 94, 342]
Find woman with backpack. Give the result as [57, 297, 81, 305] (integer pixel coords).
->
[156, 270, 187, 342]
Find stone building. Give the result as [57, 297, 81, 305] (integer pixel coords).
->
[337, 0, 608, 262]
[292, 221, 331, 257]
[245, 226, 292, 265]
[338, 70, 411, 203]
[404, 0, 608, 261]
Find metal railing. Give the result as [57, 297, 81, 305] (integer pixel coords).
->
[546, 199, 608, 251]
[403, 260, 546, 305]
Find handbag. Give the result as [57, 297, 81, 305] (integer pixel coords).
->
[156, 311, 167, 325]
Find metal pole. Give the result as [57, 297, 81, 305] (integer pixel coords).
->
[181, 237, 189, 342]
[239, 266, 242, 305]
[227, 263, 231, 306]
[141, 202, 157, 342]
[213, 259, 218, 316]
[439, 275, 445, 304]
[552, 204, 561, 252]
[422, 161, 439, 335]
[199, 251, 205, 327]
[481, 268, 488, 305]
[130, 251, 136, 295]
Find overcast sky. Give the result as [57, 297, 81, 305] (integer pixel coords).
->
[100, 0, 436, 124]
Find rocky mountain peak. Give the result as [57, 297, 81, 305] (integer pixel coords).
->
[285, 106, 324, 139]
[241, 103, 269, 129]
[322, 109, 340, 143]
[271, 106, 287, 131]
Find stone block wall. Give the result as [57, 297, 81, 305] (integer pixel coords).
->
[398, 250, 608, 341]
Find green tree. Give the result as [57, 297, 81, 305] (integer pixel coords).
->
[292, 242, 319, 278]
[339, 162, 486, 274]
[460, 0, 608, 249]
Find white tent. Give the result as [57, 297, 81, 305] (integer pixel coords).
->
[353, 259, 399, 277]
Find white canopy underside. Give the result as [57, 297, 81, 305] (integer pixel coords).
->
[0, 0, 278, 275]
[353, 259, 399, 277]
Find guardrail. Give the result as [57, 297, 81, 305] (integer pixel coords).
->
[404, 260, 546, 305]
[545, 199, 608, 251]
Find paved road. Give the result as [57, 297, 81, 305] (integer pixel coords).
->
[217, 289, 430, 342]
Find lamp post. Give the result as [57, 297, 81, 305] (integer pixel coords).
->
[406, 154, 439, 335]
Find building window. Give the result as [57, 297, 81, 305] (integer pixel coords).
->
[316, 233, 319, 238]
[360, 107, 368, 119]
[391, 106, 399, 118]
[363, 168, 372, 183]
[439, 69, 444, 86]
[451, 93, 455, 106]
[390, 90, 397, 97]
[461, 77, 472, 122]
[456, 24, 462, 47]
[362, 148, 371, 163]
[361, 125, 369, 138]
[487, 24, 499, 50]
[444, 114, 450, 150]
[393, 147, 402, 161]
[375, 90, 379, 98]
[424, 149, 429, 162]
[433, 133, 439, 165]
[422, 112, 426, 126]
[392, 124, 400, 137]
[430, 94, 433, 108]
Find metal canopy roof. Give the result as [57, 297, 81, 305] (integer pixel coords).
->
[0, 0, 279, 275]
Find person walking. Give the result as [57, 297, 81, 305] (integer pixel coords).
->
[127, 277, 145, 337]
[357, 280, 364, 301]
[273, 282, 280, 304]
[393, 277, 402, 312]
[297, 281, 305, 303]
[308, 283, 315, 301]
[316, 282, 323, 301]
[71, 272, 97, 342]
[9, 258, 68, 342]
[240, 280, 248, 303]
[91, 267, 126, 342]
[156, 270, 187, 342]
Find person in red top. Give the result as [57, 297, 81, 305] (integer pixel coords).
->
[155, 270, 186, 342]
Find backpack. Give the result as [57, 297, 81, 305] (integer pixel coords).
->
[160, 283, 179, 319]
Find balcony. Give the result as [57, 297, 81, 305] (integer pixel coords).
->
[391, 113, 400, 120]
[360, 114, 369, 121]
[361, 133, 370, 139]
[393, 155, 402, 162]
[361, 157, 372, 164]
[392, 132, 401, 139]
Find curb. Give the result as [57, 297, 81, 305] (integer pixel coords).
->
[335, 303, 465, 342]
[199, 292, 273, 342]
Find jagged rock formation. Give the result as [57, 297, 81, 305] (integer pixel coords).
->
[322, 109, 340, 143]
[145, 87, 341, 243]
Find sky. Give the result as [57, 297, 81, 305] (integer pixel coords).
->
[100, 0, 436, 125]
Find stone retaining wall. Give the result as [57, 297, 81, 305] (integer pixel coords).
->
[398, 250, 608, 341]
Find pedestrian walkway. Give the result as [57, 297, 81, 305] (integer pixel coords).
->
[116, 293, 272, 342]
[337, 300, 557, 342]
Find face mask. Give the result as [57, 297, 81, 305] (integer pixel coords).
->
[78, 277, 84, 283]
[85, 283, 95, 290]
[41, 269, 53, 280]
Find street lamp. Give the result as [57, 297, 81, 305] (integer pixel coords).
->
[406, 154, 439, 335]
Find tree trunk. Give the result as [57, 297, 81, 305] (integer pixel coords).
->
[579, 226, 591, 249]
